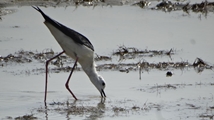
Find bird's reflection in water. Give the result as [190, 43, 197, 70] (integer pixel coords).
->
[44, 105, 48, 120]
[43, 98, 106, 120]
[85, 98, 106, 120]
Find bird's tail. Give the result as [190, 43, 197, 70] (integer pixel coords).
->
[32, 6, 50, 21]
[32, 6, 44, 15]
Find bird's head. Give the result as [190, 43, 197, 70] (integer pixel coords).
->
[94, 75, 106, 97]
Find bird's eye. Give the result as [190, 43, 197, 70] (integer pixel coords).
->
[102, 82, 105, 86]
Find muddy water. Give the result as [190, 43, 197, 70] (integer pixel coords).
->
[0, 5, 214, 120]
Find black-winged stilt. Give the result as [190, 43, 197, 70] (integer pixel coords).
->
[32, 6, 106, 103]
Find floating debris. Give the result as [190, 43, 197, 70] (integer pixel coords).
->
[150, 84, 177, 90]
[0, 53, 32, 65]
[0, 49, 71, 67]
[154, 0, 175, 12]
[113, 45, 175, 61]
[166, 71, 173, 77]
[132, 0, 151, 8]
[119, 68, 129, 73]
[1, 47, 213, 75]
[186, 103, 201, 109]
[199, 114, 214, 119]
[0, 0, 214, 16]
[14, 114, 37, 120]
[148, 0, 214, 14]
[193, 57, 212, 73]
[95, 54, 112, 61]
[74, 0, 107, 7]
[138, 60, 191, 71]
[193, 57, 208, 67]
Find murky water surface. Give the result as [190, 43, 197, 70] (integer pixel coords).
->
[0, 1, 214, 120]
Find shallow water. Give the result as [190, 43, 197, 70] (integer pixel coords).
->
[0, 5, 214, 120]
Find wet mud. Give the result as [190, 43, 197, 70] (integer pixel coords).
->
[14, 114, 37, 120]
[0, 0, 214, 20]
[134, 0, 214, 13]
[137, 82, 214, 93]
[1, 46, 213, 76]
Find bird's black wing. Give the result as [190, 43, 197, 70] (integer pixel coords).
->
[32, 6, 94, 51]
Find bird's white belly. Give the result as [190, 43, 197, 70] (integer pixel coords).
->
[45, 22, 94, 67]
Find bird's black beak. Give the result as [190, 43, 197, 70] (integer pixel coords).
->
[101, 89, 106, 97]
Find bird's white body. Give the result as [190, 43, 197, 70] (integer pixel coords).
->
[45, 22, 94, 68]
[33, 6, 106, 101]
[44, 22, 105, 93]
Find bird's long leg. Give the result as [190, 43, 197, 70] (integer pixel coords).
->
[65, 57, 78, 100]
[45, 50, 65, 103]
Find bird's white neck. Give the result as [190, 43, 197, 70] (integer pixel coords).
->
[82, 62, 100, 83]
[81, 61, 105, 94]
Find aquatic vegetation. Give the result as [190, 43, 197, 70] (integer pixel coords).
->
[14, 114, 37, 120]
[0, 0, 213, 15]
[134, 0, 214, 14]
[132, 0, 151, 8]
[1, 46, 213, 76]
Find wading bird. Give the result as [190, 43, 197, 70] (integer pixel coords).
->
[32, 6, 106, 103]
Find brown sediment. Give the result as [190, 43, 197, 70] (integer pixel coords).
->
[14, 114, 37, 120]
[1, 47, 213, 75]
[137, 0, 214, 14]
[136, 82, 214, 94]
[199, 114, 214, 119]
[0, 0, 213, 16]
